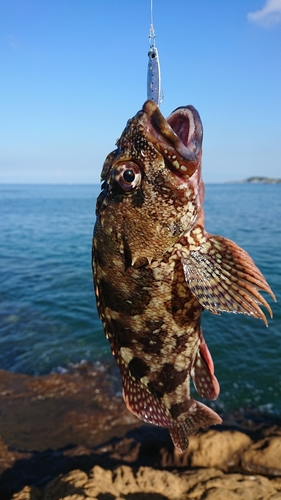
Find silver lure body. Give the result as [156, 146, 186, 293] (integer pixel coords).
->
[147, 45, 161, 105]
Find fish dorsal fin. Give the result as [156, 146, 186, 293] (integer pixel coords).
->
[178, 232, 276, 326]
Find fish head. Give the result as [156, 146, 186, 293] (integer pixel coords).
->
[95, 100, 204, 266]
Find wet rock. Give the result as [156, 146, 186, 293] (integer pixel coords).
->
[0, 364, 139, 452]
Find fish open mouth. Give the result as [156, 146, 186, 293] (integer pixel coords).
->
[167, 106, 203, 155]
[143, 100, 203, 178]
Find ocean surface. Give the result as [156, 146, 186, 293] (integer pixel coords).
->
[0, 183, 280, 415]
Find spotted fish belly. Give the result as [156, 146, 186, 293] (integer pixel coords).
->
[93, 237, 222, 452]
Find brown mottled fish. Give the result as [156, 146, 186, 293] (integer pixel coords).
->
[92, 100, 275, 452]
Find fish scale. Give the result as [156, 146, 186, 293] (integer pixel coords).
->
[92, 100, 275, 452]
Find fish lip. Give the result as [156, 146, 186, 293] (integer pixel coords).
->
[142, 100, 203, 162]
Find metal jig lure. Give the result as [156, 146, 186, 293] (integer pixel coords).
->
[147, 0, 162, 106]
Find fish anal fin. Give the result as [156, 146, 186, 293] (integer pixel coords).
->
[120, 359, 222, 453]
[169, 399, 222, 453]
[121, 362, 174, 429]
[179, 233, 276, 325]
[192, 331, 220, 400]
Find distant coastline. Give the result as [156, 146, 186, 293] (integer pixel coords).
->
[226, 176, 281, 184]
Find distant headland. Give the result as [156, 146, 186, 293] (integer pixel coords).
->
[227, 176, 281, 184]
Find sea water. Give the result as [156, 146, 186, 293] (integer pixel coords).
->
[0, 183, 280, 414]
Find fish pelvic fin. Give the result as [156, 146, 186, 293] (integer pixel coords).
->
[191, 328, 220, 400]
[169, 399, 222, 453]
[179, 233, 276, 326]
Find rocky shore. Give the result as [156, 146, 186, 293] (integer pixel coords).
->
[227, 176, 281, 184]
[0, 363, 281, 500]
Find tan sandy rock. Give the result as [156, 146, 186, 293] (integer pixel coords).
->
[161, 429, 252, 469]
[42, 465, 187, 500]
[188, 471, 281, 500]
[11, 485, 41, 500]
[43, 470, 89, 500]
[187, 430, 252, 469]
[12, 465, 281, 500]
[242, 436, 281, 475]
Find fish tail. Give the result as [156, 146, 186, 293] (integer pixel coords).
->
[169, 399, 222, 453]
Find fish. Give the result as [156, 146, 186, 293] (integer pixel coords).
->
[92, 100, 275, 453]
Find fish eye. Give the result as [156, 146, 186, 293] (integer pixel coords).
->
[113, 161, 142, 192]
[123, 169, 135, 183]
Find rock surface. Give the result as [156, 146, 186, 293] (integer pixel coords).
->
[11, 465, 281, 500]
[0, 366, 280, 500]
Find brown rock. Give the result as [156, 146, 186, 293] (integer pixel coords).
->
[242, 436, 281, 476]
[0, 434, 13, 474]
[0, 365, 139, 452]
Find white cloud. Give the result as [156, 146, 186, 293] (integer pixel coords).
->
[248, 0, 281, 26]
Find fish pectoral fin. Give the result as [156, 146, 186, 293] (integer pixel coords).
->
[179, 234, 276, 325]
[169, 400, 222, 453]
[192, 330, 220, 400]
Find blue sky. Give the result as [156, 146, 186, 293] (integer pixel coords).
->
[1, 0, 281, 184]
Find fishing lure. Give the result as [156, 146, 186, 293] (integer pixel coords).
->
[147, 0, 162, 105]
